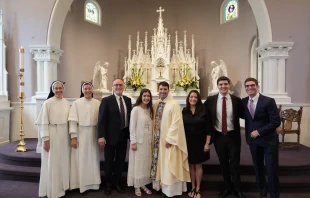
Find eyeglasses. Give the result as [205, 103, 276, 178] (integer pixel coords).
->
[113, 84, 124, 87]
[245, 84, 256, 88]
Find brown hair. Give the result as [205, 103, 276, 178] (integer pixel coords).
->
[244, 77, 259, 86]
[185, 90, 203, 113]
[217, 76, 231, 85]
[133, 88, 154, 119]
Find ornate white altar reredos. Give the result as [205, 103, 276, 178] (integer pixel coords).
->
[123, 7, 200, 99]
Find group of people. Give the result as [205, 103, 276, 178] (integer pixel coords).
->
[37, 76, 280, 198]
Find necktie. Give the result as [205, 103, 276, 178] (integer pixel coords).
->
[249, 99, 255, 119]
[119, 96, 125, 129]
[222, 97, 227, 135]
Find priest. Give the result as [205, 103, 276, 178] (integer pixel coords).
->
[69, 82, 101, 193]
[151, 81, 190, 197]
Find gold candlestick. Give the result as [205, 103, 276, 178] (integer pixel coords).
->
[16, 47, 27, 152]
[16, 91, 27, 152]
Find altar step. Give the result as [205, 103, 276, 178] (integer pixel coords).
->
[1, 163, 310, 193]
[1, 139, 310, 193]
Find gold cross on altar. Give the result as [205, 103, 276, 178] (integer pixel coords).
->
[157, 7, 165, 18]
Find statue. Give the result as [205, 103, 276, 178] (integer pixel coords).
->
[93, 61, 109, 90]
[210, 60, 228, 91]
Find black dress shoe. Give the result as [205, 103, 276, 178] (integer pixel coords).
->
[234, 190, 245, 198]
[114, 185, 125, 194]
[161, 192, 168, 197]
[219, 189, 232, 198]
[104, 187, 112, 195]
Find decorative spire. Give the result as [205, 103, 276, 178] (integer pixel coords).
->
[156, 7, 165, 37]
[175, 31, 178, 54]
[128, 35, 132, 60]
[144, 31, 148, 54]
[184, 30, 187, 54]
[136, 31, 140, 52]
[191, 35, 195, 59]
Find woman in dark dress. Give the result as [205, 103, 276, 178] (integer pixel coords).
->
[183, 90, 211, 198]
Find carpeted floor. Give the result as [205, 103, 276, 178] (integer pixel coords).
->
[0, 180, 310, 198]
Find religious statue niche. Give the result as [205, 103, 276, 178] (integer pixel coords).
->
[122, 6, 200, 94]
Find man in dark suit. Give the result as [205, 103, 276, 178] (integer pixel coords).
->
[204, 76, 245, 198]
[242, 77, 280, 198]
[97, 78, 132, 195]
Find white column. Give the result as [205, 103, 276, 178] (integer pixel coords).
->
[36, 61, 44, 93]
[44, 61, 53, 93]
[29, 45, 63, 100]
[266, 59, 278, 93]
[277, 59, 286, 93]
[262, 60, 268, 93]
[257, 42, 293, 104]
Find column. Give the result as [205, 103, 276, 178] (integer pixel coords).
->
[36, 61, 44, 93]
[266, 59, 278, 93]
[277, 59, 286, 93]
[29, 45, 63, 100]
[257, 42, 293, 104]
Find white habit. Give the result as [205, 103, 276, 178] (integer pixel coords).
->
[69, 97, 101, 193]
[36, 96, 70, 198]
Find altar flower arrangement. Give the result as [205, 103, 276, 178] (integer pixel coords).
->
[125, 64, 146, 91]
[175, 63, 199, 91]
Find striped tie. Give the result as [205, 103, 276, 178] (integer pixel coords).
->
[119, 96, 125, 129]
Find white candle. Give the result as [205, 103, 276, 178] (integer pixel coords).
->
[19, 47, 24, 93]
[19, 47, 24, 69]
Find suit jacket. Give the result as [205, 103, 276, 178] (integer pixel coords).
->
[242, 94, 280, 145]
[97, 94, 132, 145]
[204, 94, 243, 145]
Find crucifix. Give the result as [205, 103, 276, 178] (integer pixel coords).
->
[157, 7, 165, 18]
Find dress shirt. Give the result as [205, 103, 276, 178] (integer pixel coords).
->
[114, 93, 128, 128]
[248, 93, 260, 113]
[215, 93, 234, 132]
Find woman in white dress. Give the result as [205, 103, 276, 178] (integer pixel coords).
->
[36, 81, 70, 198]
[127, 88, 154, 196]
[69, 82, 101, 193]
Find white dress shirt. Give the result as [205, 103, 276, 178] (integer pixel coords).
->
[114, 93, 128, 128]
[215, 93, 234, 132]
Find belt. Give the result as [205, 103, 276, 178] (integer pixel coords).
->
[216, 130, 234, 135]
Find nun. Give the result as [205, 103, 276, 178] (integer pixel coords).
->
[69, 82, 101, 193]
[36, 80, 71, 198]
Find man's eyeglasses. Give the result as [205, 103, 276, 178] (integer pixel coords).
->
[113, 84, 124, 87]
[245, 84, 256, 88]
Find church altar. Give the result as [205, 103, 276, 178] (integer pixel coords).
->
[122, 7, 200, 100]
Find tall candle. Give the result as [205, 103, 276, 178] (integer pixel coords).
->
[19, 47, 24, 93]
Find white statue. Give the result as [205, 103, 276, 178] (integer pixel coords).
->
[93, 61, 109, 90]
[210, 60, 228, 91]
